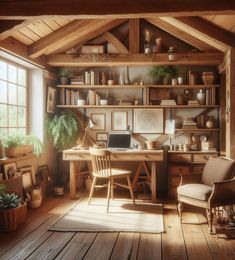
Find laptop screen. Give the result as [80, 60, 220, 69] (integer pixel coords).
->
[107, 134, 131, 149]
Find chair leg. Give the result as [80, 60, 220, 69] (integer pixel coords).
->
[207, 208, 214, 234]
[107, 180, 111, 213]
[111, 178, 114, 200]
[178, 201, 183, 221]
[127, 176, 135, 205]
[88, 177, 97, 205]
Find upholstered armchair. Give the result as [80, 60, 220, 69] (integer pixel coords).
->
[177, 156, 235, 233]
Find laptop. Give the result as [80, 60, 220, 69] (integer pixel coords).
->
[107, 134, 131, 150]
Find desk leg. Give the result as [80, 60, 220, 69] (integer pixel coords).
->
[70, 161, 77, 199]
[151, 162, 157, 203]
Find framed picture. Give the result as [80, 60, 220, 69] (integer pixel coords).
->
[46, 86, 56, 113]
[3, 163, 17, 180]
[19, 166, 36, 185]
[96, 132, 108, 142]
[91, 113, 106, 130]
[21, 171, 33, 190]
[133, 108, 164, 133]
[111, 111, 128, 131]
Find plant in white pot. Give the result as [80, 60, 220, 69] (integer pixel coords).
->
[0, 184, 27, 232]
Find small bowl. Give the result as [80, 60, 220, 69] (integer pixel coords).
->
[100, 99, 108, 105]
[77, 99, 85, 106]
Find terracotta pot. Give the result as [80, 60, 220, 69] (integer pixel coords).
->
[5, 145, 33, 158]
[0, 201, 27, 232]
[146, 140, 156, 150]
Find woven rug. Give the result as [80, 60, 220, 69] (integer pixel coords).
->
[49, 197, 164, 233]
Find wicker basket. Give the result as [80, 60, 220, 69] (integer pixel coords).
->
[0, 201, 27, 232]
[5, 145, 33, 158]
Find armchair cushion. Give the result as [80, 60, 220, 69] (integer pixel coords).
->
[202, 157, 235, 186]
[177, 183, 212, 201]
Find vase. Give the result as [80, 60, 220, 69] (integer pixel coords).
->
[124, 66, 131, 85]
[197, 89, 206, 105]
[172, 78, 177, 85]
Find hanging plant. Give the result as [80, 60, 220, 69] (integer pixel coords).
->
[46, 110, 80, 152]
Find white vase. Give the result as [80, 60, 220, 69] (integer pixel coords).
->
[197, 89, 206, 105]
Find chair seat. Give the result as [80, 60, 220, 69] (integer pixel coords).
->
[177, 183, 212, 201]
[93, 168, 131, 178]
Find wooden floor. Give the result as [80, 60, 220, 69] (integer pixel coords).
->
[0, 193, 234, 260]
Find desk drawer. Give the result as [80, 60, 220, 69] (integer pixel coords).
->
[169, 165, 190, 176]
[169, 153, 191, 162]
[111, 153, 163, 161]
[192, 165, 204, 174]
[193, 154, 217, 163]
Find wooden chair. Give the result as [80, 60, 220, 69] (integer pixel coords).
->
[88, 148, 135, 212]
[177, 156, 235, 233]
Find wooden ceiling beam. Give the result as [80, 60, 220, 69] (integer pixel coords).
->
[160, 17, 235, 52]
[129, 19, 140, 53]
[103, 32, 128, 54]
[1, 1, 235, 19]
[145, 18, 217, 52]
[46, 52, 223, 66]
[28, 19, 126, 58]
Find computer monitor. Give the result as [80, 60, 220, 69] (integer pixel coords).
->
[107, 134, 131, 149]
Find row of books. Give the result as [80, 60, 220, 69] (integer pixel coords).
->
[160, 99, 176, 105]
[205, 88, 216, 105]
[182, 119, 198, 129]
[60, 89, 80, 105]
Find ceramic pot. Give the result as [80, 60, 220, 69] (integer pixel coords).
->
[172, 78, 177, 85]
[60, 77, 68, 85]
[124, 66, 131, 85]
[197, 89, 206, 105]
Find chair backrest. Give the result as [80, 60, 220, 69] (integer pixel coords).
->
[202, 156, 235, 186]
[89, 148, 112, 177]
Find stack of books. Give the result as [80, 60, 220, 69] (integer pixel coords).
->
[85, 70, 99, 85]
[182, 118, 198, 129]
[71, 76, 84, 85]
[202, 72, 214, 85]
[188, 100, 199, 106]
[160, 99, 176, 106]
[188, 70, 197, 85]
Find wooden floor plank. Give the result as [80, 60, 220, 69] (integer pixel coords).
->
[83, 233, 118, 260]
[196, 209, 235, 260]
[181, 206, 213, 260]
[137, 234, 161, 260]
[110, 233, 140, 260]
[27, 232, 75, 260]
[162, 205, 188, 260]
[55, 232, 97, 260]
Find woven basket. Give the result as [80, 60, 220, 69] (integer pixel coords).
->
[0, 201, 27, 232]
[5, 145, 33, 158]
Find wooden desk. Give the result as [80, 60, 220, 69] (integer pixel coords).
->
[63, 149, 163, 202]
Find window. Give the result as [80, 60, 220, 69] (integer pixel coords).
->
[0, 59, 27, 138]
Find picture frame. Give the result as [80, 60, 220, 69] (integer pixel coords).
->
[111, 111, 128, 131]
[21, 171, 33, 190]
[91, 113, 106, 130]
[19, 166, 36, 185]
[96, 132, 108, 142]
[133, 108, 164, 133]
[3, 163, 17, 180]
[46, 86, 56, 113]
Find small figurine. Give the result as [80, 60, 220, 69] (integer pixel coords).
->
[101, 72, 106, 85]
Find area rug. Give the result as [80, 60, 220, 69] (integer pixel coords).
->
[49, 198, 164, 233]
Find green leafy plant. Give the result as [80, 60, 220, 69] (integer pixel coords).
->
[59, 68, 73, 78]
[0, 184, 6, 196]
[47, 110, 80, 152]
[149, 66, 179, 82]
[0, 193, 21, 210]
[3, 133, 43, 156]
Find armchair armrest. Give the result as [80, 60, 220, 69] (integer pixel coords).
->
[179, 173, 202, 186]
[209, 178, 235, 207]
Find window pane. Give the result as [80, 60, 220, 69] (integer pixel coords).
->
[0, 61, 7, 80]
[18, 86, 26, 106]
[0, 128, 7, 139]
[8, 105, 17, 127]
[8, 64, 17, 83]
[18, 68, 26, 86]
[0, 104, 7, 127]
[8, 83, 17, 105]
[9, 128, 18, 136]
[0, 80, 7, 103]
[18, 107, 26, 127]
[17, 128, 26, 136]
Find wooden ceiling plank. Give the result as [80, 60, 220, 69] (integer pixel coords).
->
[19, 27, 41, 41]
[53, 17, 71, 26]
[146, 17, 217, 52]
[103, 32, 128, 54]
[42, 19, 61, 30]
[46, 52, 223, 66]
[1, 0, 235, 18]
[129, 19, 139, 53]
[211, 15, 235, 31]
[160, 17, 235, 52]
[43, 19, 127, 56]
[11, 31, 34, 45]
[27, 21, 51, 38]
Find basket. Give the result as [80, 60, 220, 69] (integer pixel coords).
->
[5, 145, 33, 158]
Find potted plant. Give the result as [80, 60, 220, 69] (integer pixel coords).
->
[3, 133, 43, 158]
[0, 184, 27, 232]
[149, 66, 179, 84]
[59, 68, 73, 85]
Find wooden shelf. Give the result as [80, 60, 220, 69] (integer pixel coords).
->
[168, 151, 219, 154]
[57, 84, 220, 89]
[57, 105, 219, 109]
[175, 128, 220, 131]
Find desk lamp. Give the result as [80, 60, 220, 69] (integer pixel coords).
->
[77, 117, 96, 148]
